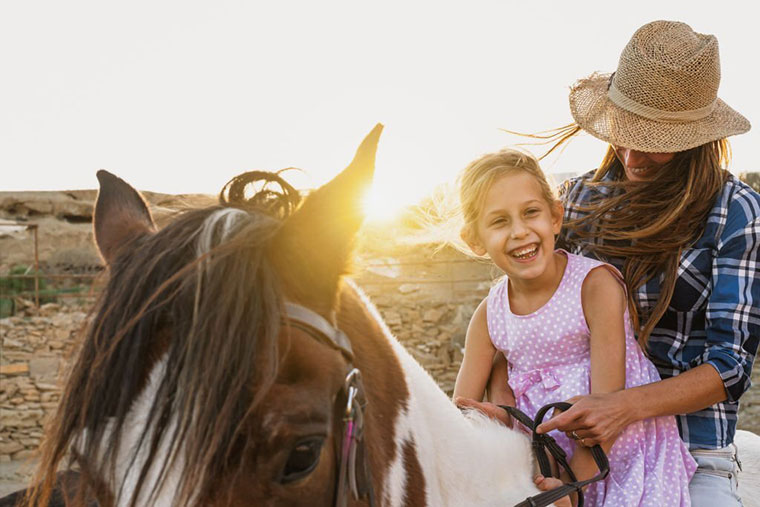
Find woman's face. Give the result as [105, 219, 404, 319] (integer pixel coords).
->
[614, 146, 676, 182]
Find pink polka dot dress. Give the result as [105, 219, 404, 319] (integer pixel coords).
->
[487, 251, 696, 506]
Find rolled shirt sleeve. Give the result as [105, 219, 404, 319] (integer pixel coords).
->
[702, 212, 760, 402]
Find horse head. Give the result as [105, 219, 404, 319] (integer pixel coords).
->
[32, 125, 414, 506]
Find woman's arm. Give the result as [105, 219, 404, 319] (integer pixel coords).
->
[538, 363, 725, 445]
[453, 298, 499, 401]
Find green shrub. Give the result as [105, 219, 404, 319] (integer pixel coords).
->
[0, 265, 49, 317]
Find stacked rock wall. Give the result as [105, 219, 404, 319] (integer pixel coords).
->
[4, 283, 760, 463]
[365, 289, 485, 395]
[0, 284, 487, 462]
[0, 304, 86, 462]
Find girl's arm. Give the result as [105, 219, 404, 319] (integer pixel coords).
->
[564, 266, 627, 486]
[453, 298, 499, 401]
[454, 299, 515, 426]
[486, 351, 516, 407]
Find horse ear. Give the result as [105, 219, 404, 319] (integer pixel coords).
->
[94, 170, 156, 265]
[272, 124, 383, 302]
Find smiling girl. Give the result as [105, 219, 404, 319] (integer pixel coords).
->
[452, 149, 696, 505]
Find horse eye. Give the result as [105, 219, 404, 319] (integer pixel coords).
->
[280, 437, 324, 484]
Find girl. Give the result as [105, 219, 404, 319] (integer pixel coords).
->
[452, 149, 696, 506]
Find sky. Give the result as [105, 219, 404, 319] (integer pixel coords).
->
[2, 1, 758, 220]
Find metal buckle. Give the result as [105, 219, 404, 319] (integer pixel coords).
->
[344, 369, 361, 419]
[335, 368, 364, 507]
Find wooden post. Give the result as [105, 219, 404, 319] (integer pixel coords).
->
[31, 224, 39, 308]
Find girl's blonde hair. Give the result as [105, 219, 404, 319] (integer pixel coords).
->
[459, 148, 557, 245]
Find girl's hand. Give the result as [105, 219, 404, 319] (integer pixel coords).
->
[534, 475, 573, 507]
[536, 393, 630, 446]
[454, 396, 513, 428]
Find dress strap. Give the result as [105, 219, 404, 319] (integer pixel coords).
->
[566, 251, 628, 298]
[485, 277, 509, 350]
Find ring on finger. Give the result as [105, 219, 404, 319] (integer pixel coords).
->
[571, 430, 580, 440]
[580, 438, 587, 447]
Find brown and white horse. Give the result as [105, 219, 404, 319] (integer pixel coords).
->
[13, 125, 760, 506]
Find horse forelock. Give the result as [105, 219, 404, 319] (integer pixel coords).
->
[195, 207, 249, 257]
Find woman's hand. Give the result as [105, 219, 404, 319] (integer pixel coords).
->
[536, 392, 631, 446]
[454, 396, 513, 428]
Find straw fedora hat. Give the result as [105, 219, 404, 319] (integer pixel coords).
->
[569, 20, 750, 153]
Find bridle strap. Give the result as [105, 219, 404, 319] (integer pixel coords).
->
[282, 302, 375, 507]
[283, 302, 354, 359]
[503, 402, 609, 507]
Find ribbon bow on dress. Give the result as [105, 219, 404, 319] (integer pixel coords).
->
[508, 369, 561, 400]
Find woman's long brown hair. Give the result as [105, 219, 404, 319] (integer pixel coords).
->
[553, 130, 730, 348]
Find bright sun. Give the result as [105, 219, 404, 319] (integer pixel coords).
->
[362, 185, 408, 223]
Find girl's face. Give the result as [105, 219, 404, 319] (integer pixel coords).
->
[614, 146, 676, 182]
[467, 171, 562, 282]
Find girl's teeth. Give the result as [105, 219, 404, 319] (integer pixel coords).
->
[512, 246, 538, 259]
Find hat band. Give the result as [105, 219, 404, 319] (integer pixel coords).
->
[608, 81, 717, 122]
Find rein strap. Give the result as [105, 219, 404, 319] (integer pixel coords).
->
[501, 402, 609, 507]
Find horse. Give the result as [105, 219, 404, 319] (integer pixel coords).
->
[5, 124, 760, 506]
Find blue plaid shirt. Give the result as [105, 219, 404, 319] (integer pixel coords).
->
[558, 168, 760, 449]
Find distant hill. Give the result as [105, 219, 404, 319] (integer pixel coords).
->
[0, 190, 216, 224]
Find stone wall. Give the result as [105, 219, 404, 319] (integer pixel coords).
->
[0, 304, 86, 462]
[363, 286, 485, 395]
[4, 287, 760, 462]
[0, 283, 487, 462]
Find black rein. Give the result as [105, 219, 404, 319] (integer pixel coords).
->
[501, 402, 610, 507]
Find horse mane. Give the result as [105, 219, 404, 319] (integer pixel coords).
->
[32, 172, 304, 506]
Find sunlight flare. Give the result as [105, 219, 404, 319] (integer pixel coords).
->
[362, 185, 403, 223]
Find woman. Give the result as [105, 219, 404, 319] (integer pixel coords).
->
[487, 20, 759, 505]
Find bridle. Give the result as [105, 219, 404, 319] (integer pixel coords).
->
[282, 302, 376, 507]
